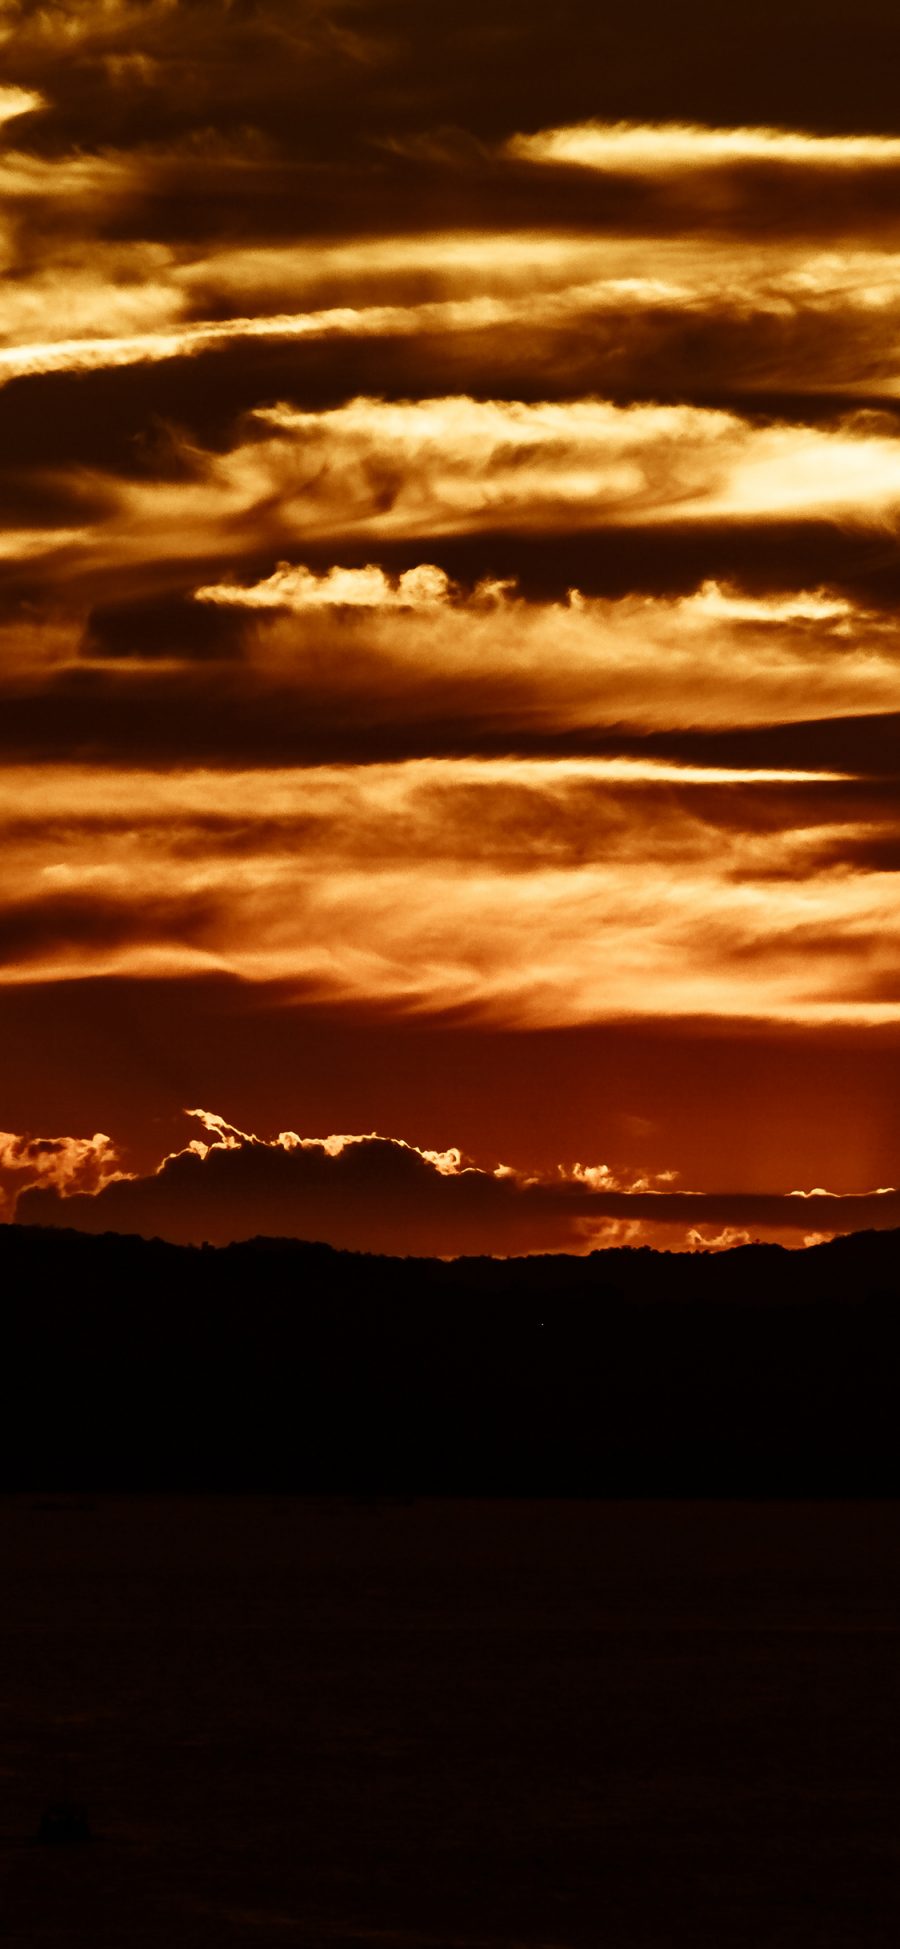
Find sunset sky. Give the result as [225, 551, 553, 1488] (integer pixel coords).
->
[4, 0, 900, 1254]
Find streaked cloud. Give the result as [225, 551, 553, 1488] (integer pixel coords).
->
[509, 120, 900, 173]
[25, 398, 900, 600]
[12, 223, 900, 402]
[192, 567, 892, 734]
[222, 396, 900, 537]
[1, 757, 898, 1031]
[686, 582, 851, 624]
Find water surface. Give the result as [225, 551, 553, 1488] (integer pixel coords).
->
[0, 1498, 898, 1946]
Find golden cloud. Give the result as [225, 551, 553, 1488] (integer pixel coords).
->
[190, 567, 894, 733]
[509, 120, 900, 173]
[195, 561, 455, 611]
[226, 396, 900, 537]
[28, 397, 900, 601]
[0, 756, 896, 1031]
[11, 231, 900, 392]
[0, 85, 43, 128]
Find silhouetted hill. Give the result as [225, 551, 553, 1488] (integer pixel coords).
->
[3, 1222, 900, 1492]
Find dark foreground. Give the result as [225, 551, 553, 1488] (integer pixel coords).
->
[1, 1497, 900, 1947]
[4, 1223, 900, 1493]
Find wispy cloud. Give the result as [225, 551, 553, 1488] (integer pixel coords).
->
[19, 397, 899, 603]
[4, 756, 900, 1031]
[191, 567, 893, 733]
[509, 120, 900, 173]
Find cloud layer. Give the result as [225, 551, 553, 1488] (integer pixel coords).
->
[5, 0, 900, 1239]
[7, 755, 900, 1029]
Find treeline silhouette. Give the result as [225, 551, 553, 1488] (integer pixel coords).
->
[3, 1222, 900, 1493]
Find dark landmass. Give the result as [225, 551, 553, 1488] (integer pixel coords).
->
[3, 1222, 900, 1493]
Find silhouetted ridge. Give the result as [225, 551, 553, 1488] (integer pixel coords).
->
[3, 1223, 899, 1493]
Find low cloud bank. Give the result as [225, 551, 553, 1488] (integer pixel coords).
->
[12, 1107, 900, 1256]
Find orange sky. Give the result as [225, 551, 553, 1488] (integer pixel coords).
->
[3, 0, 900, 1253]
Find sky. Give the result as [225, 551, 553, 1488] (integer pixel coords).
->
[4, 0, 900, 1254]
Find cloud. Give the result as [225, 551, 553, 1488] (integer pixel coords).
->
[98, 397, 900, 570]
[0, 1124, 124, 1216]
[0, 243, 184, 350]
[0, 296, 540, 387]
[233, 395, 900, 538]
[0, 862, 224, 978]
[509, 121, 900, 173]
[0, 133, 141, 223]
[685, 1225, 754, 1252]
[16, 242, 900, 396]
[10, 397, 900, 616]
[196, 560, 456, 611]
[191, 567, 900, 736]
[4, 550, 900, 779]
[10, 535, 900, 775]
[5, 0, 900, 1241]
[12, 226, 900, 421]
[685, 581, 852, 625]
[0, 0, 179, 54]
[3, 755, 900, 1027]
[0, 85, 43, 130]
[14, 1104, 900, 1254]
[498, 117, 900, 241]
[9, 3, 900, 271]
